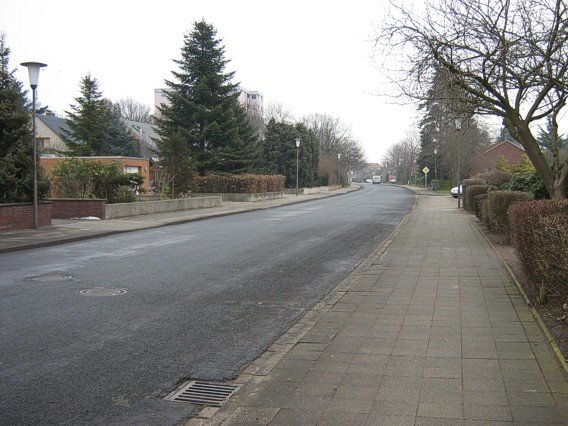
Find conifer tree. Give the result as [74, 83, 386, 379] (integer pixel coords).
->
[0, 33, 48, 202]
[62, 74, 138, 156]
[155, 20, 258, 178]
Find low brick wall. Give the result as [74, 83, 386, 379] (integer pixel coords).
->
[0, 202, 52, 232]
[105, 196, 222, 219]
[49, 199, 106, 219]
[195, 192, 284, 202]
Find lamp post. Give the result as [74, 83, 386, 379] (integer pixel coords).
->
[433, 147, 438, 192]
[455, 118, 463, 209]
[20, 61, 47, 229]
[337, 153, 342, 188]
[295, 138, 301, 196]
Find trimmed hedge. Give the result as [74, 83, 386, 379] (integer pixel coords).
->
[509, 200, 568, 303]
[474, 193, 489, 220]
[465, 185, 490, 214]
[483, 191, 532, 236]
[475, 170, 512, 189]
[193, 174, 285, 194]
[462, 179, 486, 211]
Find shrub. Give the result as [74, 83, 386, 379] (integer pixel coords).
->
[476, 170, 512, 189]
[51, 158, 142, 203]
[510, 200, 568, 303]
[474, 193, 489, 220]
[462, 179, 486, 211]
[193, 174, 285, 194]
[465, 185, 490, 213]
[483, 190, 532, 236]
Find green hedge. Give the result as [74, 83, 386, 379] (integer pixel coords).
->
[509, 200, 568, 303]
[483, 190, 532, 236]
[474, 193, 489, 220]
[475, 170, 512, 189]
[462, 179, 486, 211]
[193, 174, 285, 194]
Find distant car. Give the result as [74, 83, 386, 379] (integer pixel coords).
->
[372, 175, 381, 184]
[451, 185, 463, 198]
[365, 178, 373, 183]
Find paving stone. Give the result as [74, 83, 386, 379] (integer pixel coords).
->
[463, 404, 513, 421]
[417, 402, 464, 419]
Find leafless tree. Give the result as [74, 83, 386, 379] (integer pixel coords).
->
[116, 97, 153, 124]
[383, 132, 420, 184]
[378, 0, 568, 198]
[264, 102, 294, 123]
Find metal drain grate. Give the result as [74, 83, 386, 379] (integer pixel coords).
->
[167, 381, 240, 407]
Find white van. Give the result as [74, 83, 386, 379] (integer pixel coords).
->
[372, 175, 381, 184]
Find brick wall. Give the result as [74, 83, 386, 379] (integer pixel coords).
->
[473, 141, 525, 175]
[49, 199, 106, 219]
[0, 202, 52, 233]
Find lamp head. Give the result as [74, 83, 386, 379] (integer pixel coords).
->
[295, 138, 301, 148]
[20, 62, 47, 89]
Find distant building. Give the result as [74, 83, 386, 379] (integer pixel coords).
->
[121, 119, 160, 159]
[154, 86, 263, 118]
[472, 140, 525, 175]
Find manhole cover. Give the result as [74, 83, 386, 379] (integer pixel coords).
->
[27, 275, 74, 282]
[79, 287, 128, 297]
[166, 381, 240, 407]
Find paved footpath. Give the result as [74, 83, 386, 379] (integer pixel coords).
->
[192, 193, 568, 425]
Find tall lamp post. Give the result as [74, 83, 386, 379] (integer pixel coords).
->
[21, 61, 47, 229]
[433, 147, 438, 192]
[295, 138, 301, 196]
[337, 153, 342, 188]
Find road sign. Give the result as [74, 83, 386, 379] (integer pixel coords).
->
[422, 167, 430, 174]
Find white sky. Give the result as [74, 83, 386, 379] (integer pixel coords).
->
[1, 0, 423, 163]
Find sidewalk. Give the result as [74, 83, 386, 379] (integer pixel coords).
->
[192, 191, 568, 425]
[0, 186, 358, 254]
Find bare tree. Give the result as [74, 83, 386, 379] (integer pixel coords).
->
[383, 132, 420, 184]
[378, 0, 568, 198]
[116, 97, 153, 123]
[264, 102, 294, 123]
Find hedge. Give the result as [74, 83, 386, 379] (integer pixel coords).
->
[475, 170, 512, 189]
[465, 185, 490, 214]
[509, 200, 568, 303]
[474, 193, 489, 220]
[462, 179, 486, 211]
[193, 174, 285, 194]
[483, 190, 532, 236]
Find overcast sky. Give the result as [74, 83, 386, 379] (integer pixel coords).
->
[3, 1, 431, 162]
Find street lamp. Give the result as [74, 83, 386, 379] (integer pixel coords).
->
[337, 153, 342, 188]
[295, 138, 301, 196]
[433, 147, 438, 191]
[20, 61, 47, 229]
[455, 118, 463, 208]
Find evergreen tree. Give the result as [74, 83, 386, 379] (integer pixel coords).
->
[155, 20, 258, 177]
[538, 116, 567, 152]
[62, 74, 139, 156]
[0, 33, 48, 203]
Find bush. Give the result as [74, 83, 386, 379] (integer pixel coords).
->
[51, 158, 142, 203]
[509, 200, 568, 303]
[465, 185, 490, 213]
[193, 174, 285, 194]
[483, 190, 532, 236]
[474, 193, 489, 220]
[476, 170, 512, 189]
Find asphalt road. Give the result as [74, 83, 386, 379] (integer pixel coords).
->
[0, 184, 414, 425]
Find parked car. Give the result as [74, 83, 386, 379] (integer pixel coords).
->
[365, 178, 373, 183]
[372, 175, 381, 184]
[451, 185, 463, 198]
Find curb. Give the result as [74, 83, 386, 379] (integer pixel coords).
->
[463, 210, 568, 376]
[189, 191, 418, 425]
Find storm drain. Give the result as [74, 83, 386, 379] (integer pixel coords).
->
[166, 381, 240, 407]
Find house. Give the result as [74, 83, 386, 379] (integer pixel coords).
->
[41, 156, 153, 194]
[471, 140, 526, 175]
[36, 113, 71, 156]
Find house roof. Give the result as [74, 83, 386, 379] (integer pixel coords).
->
[121, 119, 160, 157]
[476, 139, 525, 159]
[37, 114, 72, 137]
